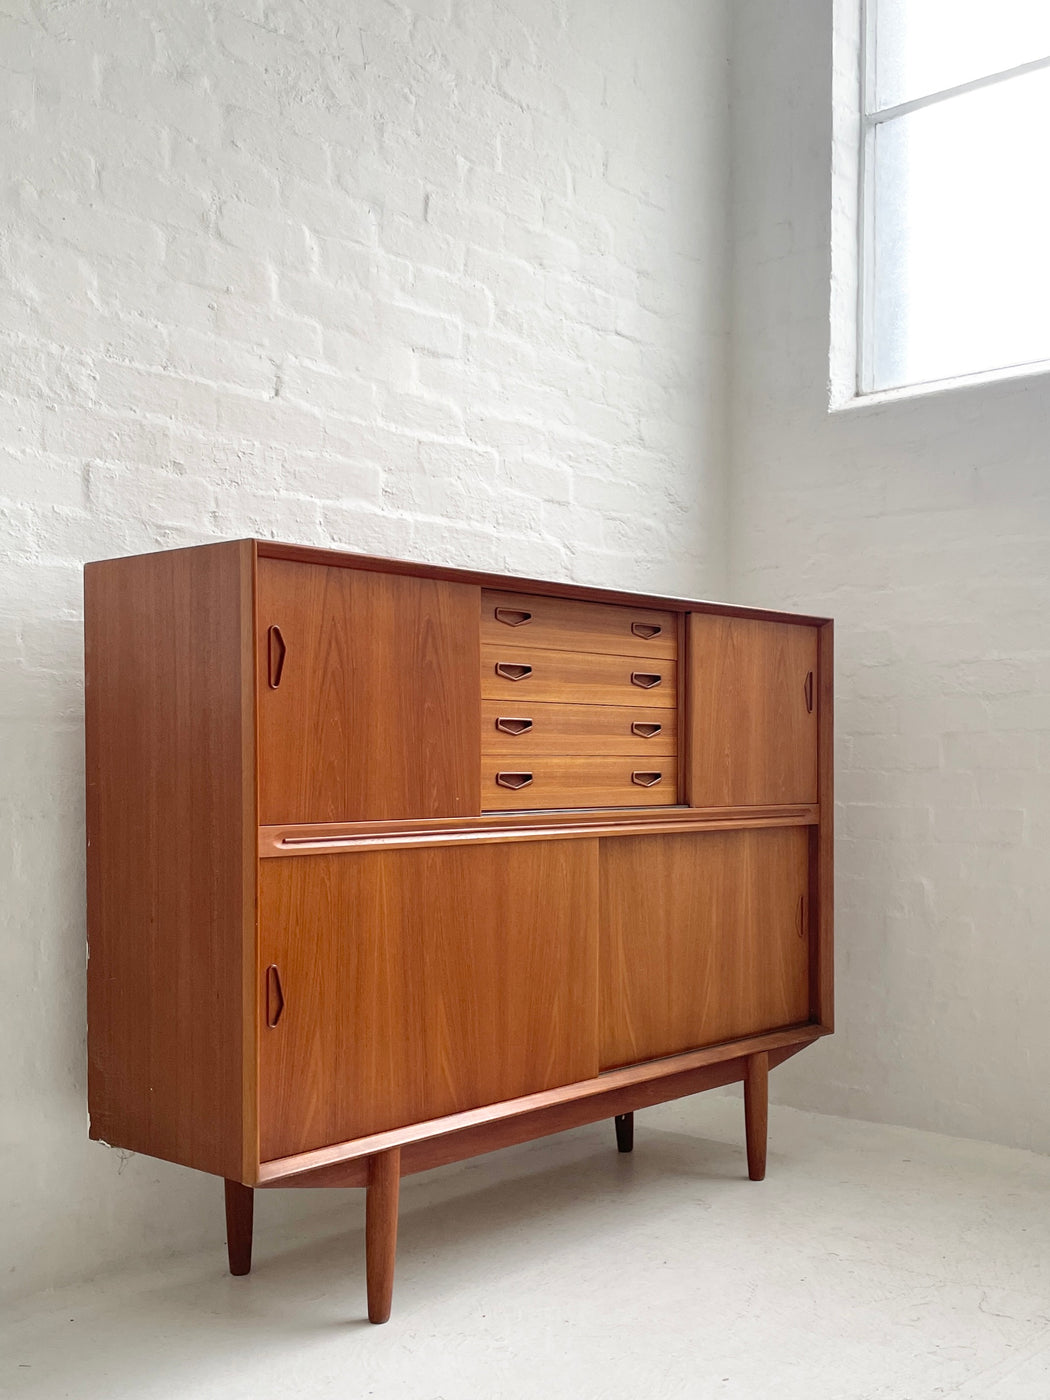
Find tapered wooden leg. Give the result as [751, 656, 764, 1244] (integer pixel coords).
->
[224, 1179, 254, 1276]
[614, 1112, 634, 1153]
[366, 1147, 401, 1324]
[744, 1051, 769, 1182]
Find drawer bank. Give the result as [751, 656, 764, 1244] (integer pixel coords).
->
[85, 539, 834, 1324]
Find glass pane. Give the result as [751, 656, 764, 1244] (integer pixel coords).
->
[868, 66, 1050, 391]
[874, 0, 1050, 110]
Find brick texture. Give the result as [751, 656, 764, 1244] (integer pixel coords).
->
[0, 0, 730, 1299]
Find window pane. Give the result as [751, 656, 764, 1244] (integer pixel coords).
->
[874, 0, 1050, 110]
[869, 66, 1050, 391]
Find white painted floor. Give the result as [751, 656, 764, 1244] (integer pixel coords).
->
[5, 1097, 1050, 1399]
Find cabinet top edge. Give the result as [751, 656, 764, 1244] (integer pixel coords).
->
[84, 538, 834, 627]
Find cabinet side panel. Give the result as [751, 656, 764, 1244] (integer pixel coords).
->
[258, 840, 599, 1157]
[815, 619, 834, 1029]
[599, 828, 811, 1069]
[86, 542, 253, 1179]
[256, 561, 481, 824]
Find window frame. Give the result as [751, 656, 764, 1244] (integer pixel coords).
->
[852, 0, 1050, 401]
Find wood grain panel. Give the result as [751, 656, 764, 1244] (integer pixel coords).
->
[598, 827, 811, 1069]
[483, 756, 678, 811]
[258, 841, 599, 1158]
[482, 643, 677, 709]
[481, 700, 677, 755]
[257, 560, 481, 824]
[482, 589, 677, 659]
[687, 615, 818, 805]
[85, 540, 255, 1179]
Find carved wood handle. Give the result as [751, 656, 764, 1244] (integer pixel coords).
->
[631, 671, 662, 689]
[631, 771, 663, 788]
[496, 771, 533, 790]
[495, 662, 533, 681]
[494, 607, 533, 627]
[267, 625, 286, 689]
[804, 670, 814, 713]
[631, 622, 662, 640]
[631, 721, 662, 738]
[495, 716, 533, 735]
[266, 964, 285, 1028]
[797, 895, 806, 939]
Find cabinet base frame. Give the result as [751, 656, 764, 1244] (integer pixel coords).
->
[226, 1031, 820, 1322]
[255, 1024, 822, 1188]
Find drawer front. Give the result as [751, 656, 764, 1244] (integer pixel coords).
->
[481, 644, 677, 709]
[482, 590, 677, 660]
[483, 756, 679, 810]
[482, 700, 677, 756]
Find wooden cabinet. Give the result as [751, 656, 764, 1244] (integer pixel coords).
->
[85, 539, 833, 1323]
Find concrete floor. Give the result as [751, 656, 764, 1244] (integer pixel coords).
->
[5, 1097, 1050, 1400]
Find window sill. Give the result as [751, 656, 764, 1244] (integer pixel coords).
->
[829, 356, 1050, 413]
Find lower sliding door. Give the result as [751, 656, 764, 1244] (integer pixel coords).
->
[598, 827, 812, 1070]
[258, 840, 599, 1161]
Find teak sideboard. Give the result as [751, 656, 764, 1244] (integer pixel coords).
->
[85, 538, 833, 1323]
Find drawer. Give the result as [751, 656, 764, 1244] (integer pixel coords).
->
[483, 756, 679, 810]
[481, 644, 677, 709]
[482, 590, 677, 660]
[482, 700, 677, 756]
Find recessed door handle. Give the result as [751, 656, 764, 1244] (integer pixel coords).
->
[495, 716, 533, 735]
[631, 721, 662, 738]
[804, 670, 814, 714]
[631, 622, 662, 640]
[631, 672, 662, 690]
[496, 771, 533, 790]
[495, 662, 533, 681]
[796, 895, 806, 939]
[631, 771, 663, 788]
[267, 625, 286, 688]
[494, 607, 533, 627]
[266, 964, 285, 1028]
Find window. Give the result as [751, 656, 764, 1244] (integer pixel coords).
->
[859, 0, 1050, 394]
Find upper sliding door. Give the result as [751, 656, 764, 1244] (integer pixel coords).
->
[687, 615, 818, 807]
[256, 558, 481, 825]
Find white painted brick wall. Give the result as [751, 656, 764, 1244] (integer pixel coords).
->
[0, 0, 730, 1299]
[729, 1, 1050, 1154]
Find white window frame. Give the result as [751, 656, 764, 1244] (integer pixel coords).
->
[831, 0, 1050, 409]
